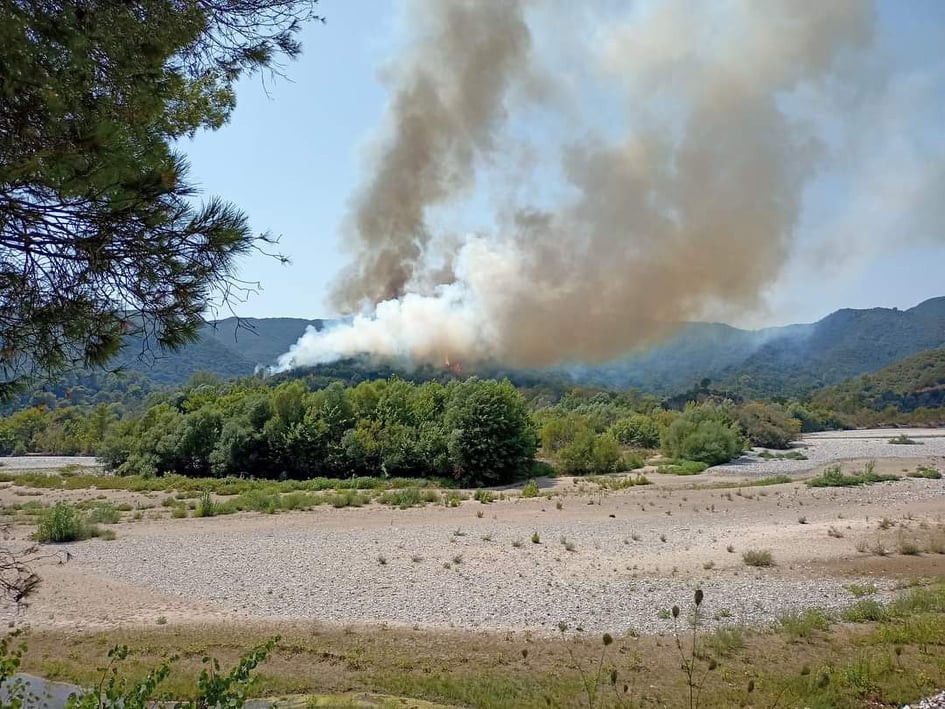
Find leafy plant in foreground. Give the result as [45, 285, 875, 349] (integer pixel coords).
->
[0, 634, 280, 709]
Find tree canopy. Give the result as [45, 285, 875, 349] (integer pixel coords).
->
[0, 0, 322, 397]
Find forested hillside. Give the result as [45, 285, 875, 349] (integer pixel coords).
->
[97, 298, 945, 397]
[811, 347, 945, 422]
[720, 298, 945, 398]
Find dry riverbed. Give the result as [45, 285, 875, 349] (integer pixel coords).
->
[1, 429, 943, 638]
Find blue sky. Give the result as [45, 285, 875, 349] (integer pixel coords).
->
[181, 0, 945, 328]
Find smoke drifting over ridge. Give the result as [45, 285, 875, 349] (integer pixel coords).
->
[279, 0, 879, 371]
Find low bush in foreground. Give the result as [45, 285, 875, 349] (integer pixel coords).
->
[0, 632, 278, 708]
[807, 462, 899, 488]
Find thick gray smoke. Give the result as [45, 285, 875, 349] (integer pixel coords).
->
[331, 0, 532, 310]
[279, 0, 880, 371]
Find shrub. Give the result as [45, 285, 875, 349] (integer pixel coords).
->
[558, 431, 623, 475]
[378, 487, 426, 509]
[888, 434, 919, 445]
[609, 414, 661, 448]
[35, 502, 102, 542]
[521, 480, 540, 498]
[735, 402, 801, 449]
[661, 405, 745, 466]
[473, 488, 495, 504]
[807, 463, 899, 488]
[86, 502, 122, 524]
[742, 549, 774, 567]
[330, 489, 368, 508]
[196, 490, 216, 517]
[843, 599, 888, 623]
[656, 460, 708, 475]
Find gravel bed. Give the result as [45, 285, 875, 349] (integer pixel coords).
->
[73, 520, 899, 637]
[0, 456, 100, 472]
[713, 428, 945, 476]
[913, 690, 945, 709]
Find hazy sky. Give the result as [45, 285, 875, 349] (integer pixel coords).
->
[182, 0, 945, 329]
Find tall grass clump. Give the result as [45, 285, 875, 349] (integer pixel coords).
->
[520, 480, 540, 498]
[378, 487, 434, 509]
[35, 502, 104, 542]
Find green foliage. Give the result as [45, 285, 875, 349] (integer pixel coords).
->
[843, 600, 888, 623]
[778, 608, 831, 641]
[807, 463, 899, 488]
[887, 433, 919, 445]
[0, 0, 321, 396]
[661, 405, 745, 466]
[908, 466, 942, 479]
[94, 376, 535, 485]
[444, 378, 537, 486]
[558, 431, 623, 476]
[86, 502, 121, 525]
[657, 460, 709, 475]
[609, 413, 661, 448]
[0, 633, 279, 709]
[35, 502, 105, 543]
[473, 488, 495, 504]
[520, 480, 540, 498]
[810, 346, 945, 426]
[741, 549, 774, 567]
[757, 449, 807, 460]
[733, 402, 800, 449]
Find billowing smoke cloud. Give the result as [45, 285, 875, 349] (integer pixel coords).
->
[278, 0, 879, 371]
[331, 0, 532, 310]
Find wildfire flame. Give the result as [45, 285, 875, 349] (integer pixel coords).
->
[444, 353, 462, 377]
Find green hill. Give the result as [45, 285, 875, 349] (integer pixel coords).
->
[811, 347, 945, 414]
[74, 296, 945, 396]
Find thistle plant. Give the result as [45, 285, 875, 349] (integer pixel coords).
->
[672, 588, 716, 709]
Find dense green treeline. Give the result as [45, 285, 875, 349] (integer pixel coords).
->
[3, 352, 943, 482]
[0, 372, 804, 481]
[97, 377, 537, 486]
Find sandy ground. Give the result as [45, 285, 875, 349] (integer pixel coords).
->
[1, 430, 943, 637]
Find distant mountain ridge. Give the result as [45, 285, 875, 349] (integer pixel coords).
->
[113, 317, 326, 386]
[113, 297, 945, 396]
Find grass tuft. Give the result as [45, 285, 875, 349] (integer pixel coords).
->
[742, 549, 774, 567]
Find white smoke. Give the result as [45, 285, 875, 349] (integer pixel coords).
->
[275, 0, 942, 371]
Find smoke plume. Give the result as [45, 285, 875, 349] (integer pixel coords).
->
[279, 0, 880, 371]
